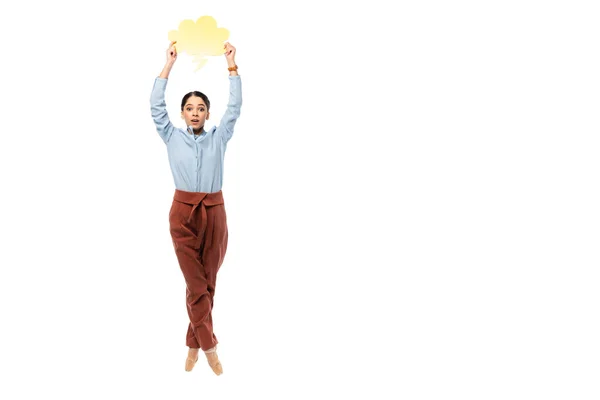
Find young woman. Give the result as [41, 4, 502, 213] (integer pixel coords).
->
[150, 41, 242, 375]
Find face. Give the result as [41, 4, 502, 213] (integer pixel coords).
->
[181, 96, 210, 130]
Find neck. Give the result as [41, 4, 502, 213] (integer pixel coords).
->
[190, 125, 204, 135]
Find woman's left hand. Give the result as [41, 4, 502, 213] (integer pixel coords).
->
[224, 42, 236, 64]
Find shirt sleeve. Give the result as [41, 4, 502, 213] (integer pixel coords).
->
[150, 77, 175, 144]
[216, 75, 242, 144]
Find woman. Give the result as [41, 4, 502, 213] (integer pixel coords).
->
[150, 40, 242, 375]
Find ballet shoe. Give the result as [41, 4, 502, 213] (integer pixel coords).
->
[185, 348, 200, 372]
[204, 348, 223, 375]
[185, 355, 198, 371]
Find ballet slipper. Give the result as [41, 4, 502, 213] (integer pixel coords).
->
[204, 347, 223, 375]
[185, 348, 199, 372]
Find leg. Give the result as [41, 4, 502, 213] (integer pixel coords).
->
[169, 201, 217, 352]
[200, 203, 228, 375]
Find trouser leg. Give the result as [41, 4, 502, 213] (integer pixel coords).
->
[201, 203, 228, 348]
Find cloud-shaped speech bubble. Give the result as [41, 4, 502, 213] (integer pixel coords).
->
[168, 16, 230, 71]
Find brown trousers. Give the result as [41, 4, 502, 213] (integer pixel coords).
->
[169, 189, 228, 351]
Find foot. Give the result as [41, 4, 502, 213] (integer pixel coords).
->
[204, 347, 223, 375]
[185, 348, 199, 372]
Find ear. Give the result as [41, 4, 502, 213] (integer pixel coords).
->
[206, 111, 210, 120]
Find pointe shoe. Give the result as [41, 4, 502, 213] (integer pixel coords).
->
[185, 354, 199, 372]
[204, 349, 223, 375]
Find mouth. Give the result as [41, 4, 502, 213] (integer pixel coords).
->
[191, 119, 200, 123]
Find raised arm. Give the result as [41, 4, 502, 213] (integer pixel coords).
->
[150, 41, 178, 144]
[217, 42, 242, 144]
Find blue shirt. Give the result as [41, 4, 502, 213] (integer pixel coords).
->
[150, 75, 242, 193]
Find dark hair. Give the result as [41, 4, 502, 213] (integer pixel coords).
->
[181, 91, 211, 112]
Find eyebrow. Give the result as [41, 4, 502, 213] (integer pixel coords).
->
[185, 104, 206, 107]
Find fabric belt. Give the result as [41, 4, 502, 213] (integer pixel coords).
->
[173, 189, 224, 249]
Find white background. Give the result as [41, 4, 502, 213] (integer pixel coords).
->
[1, 0, 599, 398]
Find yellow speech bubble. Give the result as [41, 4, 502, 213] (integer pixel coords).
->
[168, 16, 230, 71]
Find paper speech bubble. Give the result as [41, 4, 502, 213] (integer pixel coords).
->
[168, 16, 230, 71]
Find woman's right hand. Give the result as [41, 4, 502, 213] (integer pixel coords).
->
[166, 41, 178, 64]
